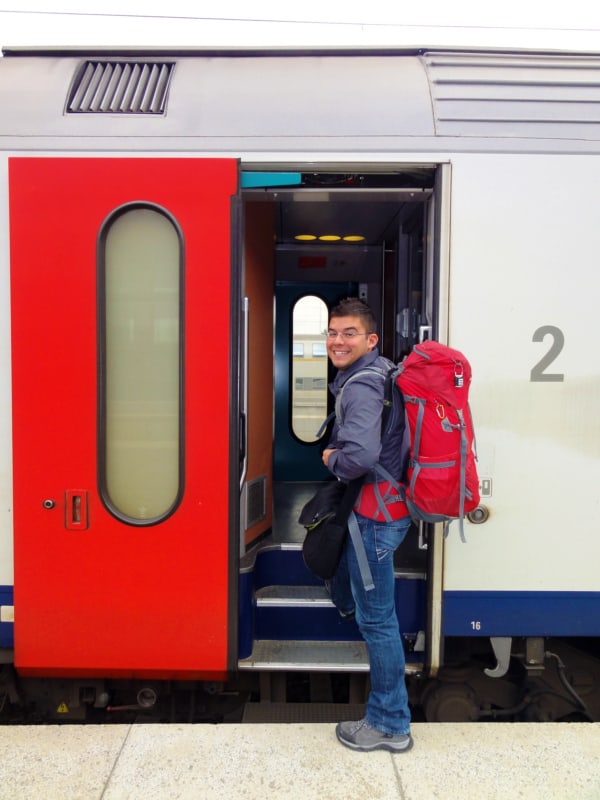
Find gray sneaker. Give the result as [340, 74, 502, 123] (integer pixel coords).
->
[336, 718, 413, 753]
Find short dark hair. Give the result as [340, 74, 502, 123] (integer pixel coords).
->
[329, 297, 377, 333]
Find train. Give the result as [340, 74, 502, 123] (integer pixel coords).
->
[0, 46, 599, 723]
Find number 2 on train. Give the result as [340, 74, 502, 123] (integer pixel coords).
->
[530, 325, 565, 382]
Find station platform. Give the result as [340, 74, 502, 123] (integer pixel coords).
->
[0, 720, 598, 800]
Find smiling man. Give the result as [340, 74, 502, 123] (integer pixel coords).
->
[324, 311, 377, 371]
[322, 297, 414, 754]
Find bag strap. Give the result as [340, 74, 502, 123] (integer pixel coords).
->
[456, 408, 468, 543]
[334, 365, 389, 427]
[348, 511, 374, 592]
[333, 476, 364, 526]
[333, 476, 375, 592]
[315, 411, 335, 439]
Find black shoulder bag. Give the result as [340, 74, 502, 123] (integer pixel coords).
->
[298, 477, 364, 580]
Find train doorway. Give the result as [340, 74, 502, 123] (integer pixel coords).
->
[239, 167, 447, 684]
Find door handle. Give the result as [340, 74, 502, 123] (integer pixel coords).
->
[419, 325, 432, 343]
[65, 490, 89, 530]
[239, 297, 249, 491]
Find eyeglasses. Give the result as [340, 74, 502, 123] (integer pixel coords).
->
[326, 330, 372, 341]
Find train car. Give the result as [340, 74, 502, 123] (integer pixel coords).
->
[0, 47, 599, 723]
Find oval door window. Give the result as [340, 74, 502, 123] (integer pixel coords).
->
[99, 204, 183, 524]
[291, 295, 329, 442]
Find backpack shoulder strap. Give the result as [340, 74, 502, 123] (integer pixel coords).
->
[315, 364, 389, 438]
[335, 365, 389, 426]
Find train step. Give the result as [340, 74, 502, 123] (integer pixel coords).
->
[238, 638, 424, 673]
[256, 583, 332, 607]
[253, 584, 362, 641]
[238, 638, 369, 671]
[251, 583, 427, 648]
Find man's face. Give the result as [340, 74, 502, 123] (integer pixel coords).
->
[326, 314, 378, 371]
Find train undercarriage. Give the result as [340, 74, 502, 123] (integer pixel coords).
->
[1, 637, 598, 725]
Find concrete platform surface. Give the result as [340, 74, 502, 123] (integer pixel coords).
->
[0, 722, 598, 800]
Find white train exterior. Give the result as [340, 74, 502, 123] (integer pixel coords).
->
[0, 48, 598, 721]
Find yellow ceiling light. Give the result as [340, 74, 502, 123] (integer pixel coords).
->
[294, 233, 366, 242]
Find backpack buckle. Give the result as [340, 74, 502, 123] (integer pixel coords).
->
[454, 363, 464, 388]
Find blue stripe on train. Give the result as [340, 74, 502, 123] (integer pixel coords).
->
[443, 590, 600, 637]
[0, 585, 13, 648]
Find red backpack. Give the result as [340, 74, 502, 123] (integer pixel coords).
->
[327, 340, 480, 540]
[387, 340, 480, 539]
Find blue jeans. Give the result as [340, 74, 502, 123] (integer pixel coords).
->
[330, 512, 412, 735]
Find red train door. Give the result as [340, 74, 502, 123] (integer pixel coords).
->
[9, 157, 239, 678]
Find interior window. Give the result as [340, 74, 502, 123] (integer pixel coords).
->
[291, 295, 329, 443]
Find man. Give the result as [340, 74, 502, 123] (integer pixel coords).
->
[323, 297, 413, 753]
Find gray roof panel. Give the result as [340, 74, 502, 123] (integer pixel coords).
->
[1, 50, 600, 152]
[423, 51, 600, 140]
[0, 54, 435, 141]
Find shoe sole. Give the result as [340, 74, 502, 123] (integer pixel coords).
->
[335, 728, 414, 754]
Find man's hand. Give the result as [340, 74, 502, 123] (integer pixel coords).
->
[322, 448, 337, 467]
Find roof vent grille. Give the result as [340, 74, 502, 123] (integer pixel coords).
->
[67, 60, 174, 114]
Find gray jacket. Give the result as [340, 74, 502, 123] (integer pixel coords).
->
[326, 349, 406, 486]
